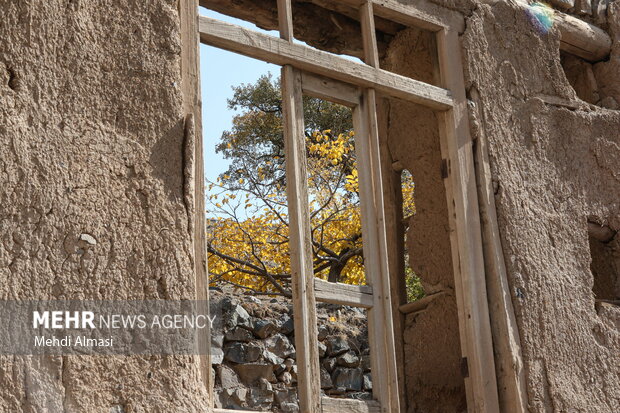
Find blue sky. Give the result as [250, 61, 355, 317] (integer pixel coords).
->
[199, 8, 278, 183]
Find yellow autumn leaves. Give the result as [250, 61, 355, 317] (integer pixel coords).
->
[207, 129, 414, 293]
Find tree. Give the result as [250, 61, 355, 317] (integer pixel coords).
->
[207, 74, 416, 296]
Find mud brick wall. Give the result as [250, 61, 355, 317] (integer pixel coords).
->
[0, 1, 208, 411]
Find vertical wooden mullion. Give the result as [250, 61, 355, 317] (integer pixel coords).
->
[277, 0, 294, 41]
[281, 66, 322, 413]
[180, 0, 211, 403]
[376, 95, 408, 411]
[358, 2, 400, 412]
[360, 1, 380, 68]
[435, 27, 500, 412]
[278, 2, 321, 412]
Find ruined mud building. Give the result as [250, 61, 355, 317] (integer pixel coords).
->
[0, 0, 619, 412]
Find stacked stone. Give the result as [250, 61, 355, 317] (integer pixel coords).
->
[210, 291, 372, 412]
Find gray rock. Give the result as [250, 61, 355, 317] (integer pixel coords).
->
[275, 388, 297, 405]
[211, 334, 224, 348]
[245, 296, 262, 305]
[317, 324, 329, 340]
[349, 391, 373, 400]
[265, 333, 295, 358]
[211, 346, 224, 365]
[258, 377, 273, 391]
[337, 351, 360, 368]
[360, 355, 371, 372]
[248, 386, 274, 408]
[233, 363, 277, 385]
[284, 358, 295, 370]
[279, 315, 295, 335]
[327, 387, 346, 395]
[224, 342, 262, 364]
[318, 341, 327, 357]
[326, 336, 350, 356]
[225, 327, 254, 342]
[253, 318, 278, 339]
[363, 373, 372, 391]
[278, 371, 293, 385]
[280, 402, 300, 412]
[320, 366, 333, 389]
[332, 367, 363, 391]
[220, 298, 252, 330]
[290, 365, 298, 383]
[219, 364, 242, 389]
[233, 388, 248, 404]
[323, 357, 337, 372]
[263, 349, 284, 365]
[215, 387, 248, 410]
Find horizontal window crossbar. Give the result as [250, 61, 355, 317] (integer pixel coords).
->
[321, 397, 381, 413]
[314, 278, 374, 308]
[199, 16, 454, 110]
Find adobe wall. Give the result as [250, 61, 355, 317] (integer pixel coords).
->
[382, 1, 620, 411]
[0, 1, 209, 412]
[462, 1, 620, 411]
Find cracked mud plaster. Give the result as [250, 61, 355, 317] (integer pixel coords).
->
[463, 2, 619, 411]
[0, 1, 208, 412]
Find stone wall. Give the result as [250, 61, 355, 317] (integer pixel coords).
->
[210, 291, 373, 412]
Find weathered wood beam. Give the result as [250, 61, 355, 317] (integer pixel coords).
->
[301, 0, 405, 35]
[199, 17, 454, 109]
[554, 10, 612, 61]
[506, 0, 612, 61]
[435, 27, 500, 411]
[398, 291, 447, 314]
[281, 64, 322, 413]
[301, 72, 361, 107]
[321, 397, 382, 413]
[314, 278, 374, 308]
[339, 0, 465, 32]
[200, 0, 393, 59]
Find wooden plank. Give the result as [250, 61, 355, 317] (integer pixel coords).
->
[376, 95, 408, 411]
[180, 0, 211, 400]
[399, 291, 448, 314]
[435, 28, 500, 412]
[321, 397, 382, 413]
[314, 278, 374, 308]
[214, 410, 258, 413]
[301, 72, 361, 107]
[281, 65, 322, 413]
[353, 91, 400, 412]
[469, 86, 529, 413]
[338, 0, 465, 32]
[277, 0, 293, 41]
[307, 0, 404, 35]
[511, 0, 611, 61]
[198, 17, 454, 110]
[360, 1, 380, 68]
[535, 94, 582, 110]
[555, 10, 611, 61]
[358, 7, 401, 409]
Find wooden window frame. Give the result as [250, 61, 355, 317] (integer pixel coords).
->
[199, 1, 501, 412]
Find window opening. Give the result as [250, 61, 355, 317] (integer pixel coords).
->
[203, 48, 300, 411]
[198, 1, 501, 412]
